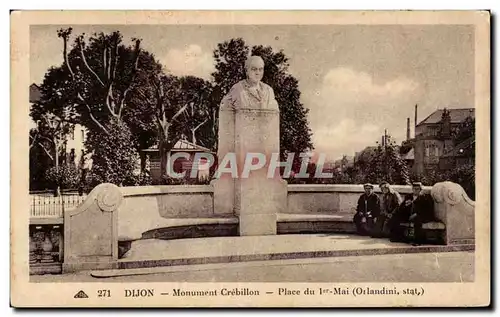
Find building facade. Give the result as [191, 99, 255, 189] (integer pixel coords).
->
[142, 139, 215, 182]
[411, 108, 475, 175]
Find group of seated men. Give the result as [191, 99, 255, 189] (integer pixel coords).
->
[353, 181, 437, 245]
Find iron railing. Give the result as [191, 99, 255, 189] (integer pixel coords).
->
[30, 192, 87, 218]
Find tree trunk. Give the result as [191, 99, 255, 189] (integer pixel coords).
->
[54, 137, 60, 197]
[139, 150, 147, 173]
[159, 138, 168, 181]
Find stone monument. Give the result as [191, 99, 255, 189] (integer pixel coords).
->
[213, 56, 287, 235]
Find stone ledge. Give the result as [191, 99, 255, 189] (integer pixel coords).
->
[120, 185, 213, 197]
[30, 217, 64, 225]
[400, 222, 446, 230]
[119, 213, 354, 242]
[277, 213, 353, 222]
[288, 184, 432, 194]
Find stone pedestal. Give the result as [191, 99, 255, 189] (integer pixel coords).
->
[213, 107, 287, 236]
[63, 183, 124, 273]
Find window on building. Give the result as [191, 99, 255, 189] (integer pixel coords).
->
[425, 147, 430, 157]
[81, 129, 85, 140]
[71, 129, 75, 140]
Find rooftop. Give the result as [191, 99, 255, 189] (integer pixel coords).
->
[417, 108, 475, 126]
[29, 83, 42, 103]
[142, 139, 213, 153]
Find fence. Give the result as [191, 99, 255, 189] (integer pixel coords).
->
[30, 193, 88, 218]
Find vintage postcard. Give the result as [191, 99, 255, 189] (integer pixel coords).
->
[11, 10, 490, 307]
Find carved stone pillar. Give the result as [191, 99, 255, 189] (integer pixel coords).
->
[431, 181, 475, 244]
[213, 106, 287, 236]
[63, 183, 124, 273]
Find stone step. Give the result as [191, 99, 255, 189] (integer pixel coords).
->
[114, 234, 474, 271]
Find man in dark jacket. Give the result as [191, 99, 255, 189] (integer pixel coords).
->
[390, 182, 436, 244]
[371, 181, 403, 238]
[353, 183, 381, 236]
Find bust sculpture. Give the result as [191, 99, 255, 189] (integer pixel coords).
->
[214, 55, 285, 236]
[220, 55, 279, 111]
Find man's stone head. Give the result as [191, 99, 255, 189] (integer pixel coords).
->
[245, 56, 265, 84]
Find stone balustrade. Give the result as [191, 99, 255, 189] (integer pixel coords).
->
[62, 181, 475, 273]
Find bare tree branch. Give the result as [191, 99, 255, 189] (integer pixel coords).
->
[191, 118, 208, 144]
[41, 114, 56, 130]
[39, 135, 55, 145]
[193, 118, 209, 132]
[118, 85, 132, 119]
[154, 113, 164, 134]
[39, 143, 54, 161]
[106, 84, 118, 118]
[171, 101, 191, 122]
[29, 132, 38, 149]
[58, 28, 75, 80]
[117, 39, 141, 118]
[78, 37, 105, 87]
[110, 38, 119, 83]
[103, 46, 108, 79]
[136, 88, 155, 106]
[84, 104, 109, 134]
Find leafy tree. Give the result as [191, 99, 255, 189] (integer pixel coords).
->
[130, 71, 213, 178]
[54, 28, 143, 133]
[36, 28, 173, 185]
[451, 116, 475, 160]
[210, 38, 314, 169]
[29, 128, 54, 190]
[28, 112, 74, 194]
[45, 164, 80, 192]
[85, 119, 136, 188]
[352, 134, 411, 185]
[452, 116, 475, 145]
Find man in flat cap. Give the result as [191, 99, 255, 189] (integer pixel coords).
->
[371, 181, 403, 238]
[353, 183, 381, 236]
[390, 182, 436, 245]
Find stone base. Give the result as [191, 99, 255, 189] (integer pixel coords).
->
[239, 214, 277, 236]
[30, 263, 62, 275]
[211, 178, 235, 216]
[63, 261, 117, 273]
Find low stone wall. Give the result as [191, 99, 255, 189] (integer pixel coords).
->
[118, 185, 219, 241]
[286, 184, 431, 216]
[62, 181, 475, 273]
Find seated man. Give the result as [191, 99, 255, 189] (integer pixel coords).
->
[390, 182, 436, 245]
[353, 183, 381, 236]
[371, 181, 403, 238]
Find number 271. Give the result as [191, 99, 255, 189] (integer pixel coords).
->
[98, 290, 111, 297]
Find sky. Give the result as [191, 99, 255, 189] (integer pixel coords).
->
[30, 24, 475, 161]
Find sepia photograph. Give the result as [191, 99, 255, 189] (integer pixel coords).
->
[10, 10, 490, 307]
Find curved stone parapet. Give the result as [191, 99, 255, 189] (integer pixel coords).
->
[63, 183, 124, 272]
[430, 181, 475, 245]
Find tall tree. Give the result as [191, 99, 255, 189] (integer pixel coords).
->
[130, 72, 213, 178]
[177, 76, 214, 147]
[35, 28, 165, 185]
[29, 127, 55, 190]
[30, 73, 76, 194]
[55, 28, 142, 135]
[353, 134, 411, 185]
[210, 38, 314, 169]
